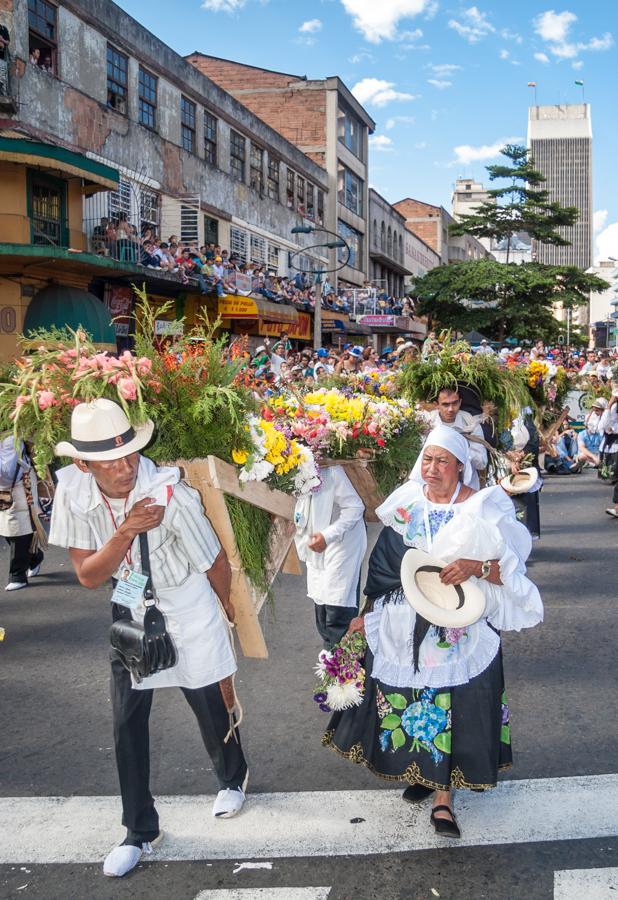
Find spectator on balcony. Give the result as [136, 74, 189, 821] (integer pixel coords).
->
[116, 214, 139, 262]
[0, 23, 9, 96]
[29, 48, 40, 66]
[140, 240, 162, 269]
[213, 256, 225, 280]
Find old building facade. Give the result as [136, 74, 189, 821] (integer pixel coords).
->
[393, 198, 493, 266]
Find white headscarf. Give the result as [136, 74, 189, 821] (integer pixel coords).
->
[410, 424, 474, 487]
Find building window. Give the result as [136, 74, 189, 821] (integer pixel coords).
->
[249, 143, 264, 193]
[181, 96, 196, 153]
[387, 227, 392, 257]
[230, 130, 246, 182]
[138, 67, 157, 130]
[204, 111, 217, 166]
[337, 103, 364, 160]
[297, 176, 305, 215]
[286, 169, 295, 209]
[230, 226, 247, 263]
[268, 243, 280, 270]
[250, 234, 266, 266]
[337, 165, 363, 217]
[306, 183, 315, 220]
[398, 234, 403, 263]
[139, 188, 160, 236]
[380, 221, 385, 251]
[204, 215, 219, 245]
[317, 189, 324, 226]
[108, 177, 132, 222]
[267, 158, 280, 202]
[338, 219, 363, 271]
[106, 44, 128, 114]
[180, 202, 199, 244]
[28, 0, 57, 74]
[28, 172, 66, 246]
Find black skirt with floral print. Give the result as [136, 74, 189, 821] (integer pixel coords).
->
[323, 647, 512, 791]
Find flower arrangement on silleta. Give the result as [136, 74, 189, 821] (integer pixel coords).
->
[313, 630, 368, 712]
[231, 415, 320, 496]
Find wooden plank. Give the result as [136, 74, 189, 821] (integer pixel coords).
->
[176, 459, 268, 659]
[206, 456, 295, 520]
[282, 540, 302, 576]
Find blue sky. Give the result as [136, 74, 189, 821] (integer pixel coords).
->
[120, 0, 617, 262]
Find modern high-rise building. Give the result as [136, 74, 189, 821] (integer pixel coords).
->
[527, 103, 593, 269]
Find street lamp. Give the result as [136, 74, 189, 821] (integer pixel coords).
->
[290, 224, 350, 350]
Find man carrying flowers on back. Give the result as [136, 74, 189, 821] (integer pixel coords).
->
[49, 399, 248, 878]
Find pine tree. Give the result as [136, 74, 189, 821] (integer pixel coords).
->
[450, 144, 579, 263]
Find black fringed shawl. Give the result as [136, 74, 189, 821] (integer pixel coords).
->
[364, 526, 436, 672]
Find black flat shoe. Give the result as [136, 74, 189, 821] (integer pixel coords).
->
[430, 804, 461, 839]
[402, 784, 434, 804]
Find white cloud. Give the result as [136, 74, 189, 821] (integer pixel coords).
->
[428, 78, 452, 89]
[340, 0, 435, 43]
[501, 28, 523, 43]
[351, 77, 417, 106]
[534, 9, 576, 43]
[385, 115, 416, 128]
[533, 10, 613, 61]
[534, 51, 550, 63]
[448, 6, 495, 43]
[201, 0, 246, 10]
[594, 210, 608, 233]
[414, 141, 428, 149]
[399, 28, 424, 41]
[499, 49, 510, 60]
[299, 18, 322, 33]
[429, 63, 462, 75]
[571, 59, 583, 69]
[450, 136, 523, 167]
[369, 134, 394, 150]
[595, 222, 618, 265]
[348, 50, 376, 63]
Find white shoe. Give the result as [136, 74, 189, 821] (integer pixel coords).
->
[213, 786, 246, 818]
[5, 581, 27, 592]
[103, 832, 163, 877]
[27, 564, 41, 578]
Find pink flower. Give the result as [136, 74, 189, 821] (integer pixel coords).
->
[117, 377, 138, 401]
[136, 357, 152, 376]
[37, 390, 57, 410]
[15, 395, 30, 409]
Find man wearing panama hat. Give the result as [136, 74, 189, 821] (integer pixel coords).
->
[49, 399, 248, 878]
[323, 425, 542, 839]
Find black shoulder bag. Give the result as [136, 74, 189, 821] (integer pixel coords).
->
[109, 532, 177, 683]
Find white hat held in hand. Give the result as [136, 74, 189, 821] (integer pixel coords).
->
[55, 398, 154, 461]
[500, 467, 538, 495]
[400, 547, 486, 628]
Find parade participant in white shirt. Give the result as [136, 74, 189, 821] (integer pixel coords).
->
[49, 400, 248, 879]
[294, 465, 367, 648]
[421, 388, 488, 489]
[0, 435, 44, 590]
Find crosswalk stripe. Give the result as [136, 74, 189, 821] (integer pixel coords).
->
[554, 866, 618, 899]
[0, 774, 616, 864]
[194, 890, 331, 900]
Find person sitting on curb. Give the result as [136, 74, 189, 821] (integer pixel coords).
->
[49, 399, 248, 879]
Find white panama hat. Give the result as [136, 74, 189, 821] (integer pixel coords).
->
[500, 467, 538, 495]
[55, 398, 154, 461]
[400, 547, 486, 628]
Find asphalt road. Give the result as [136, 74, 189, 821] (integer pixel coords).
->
[0, 470, 617, 899]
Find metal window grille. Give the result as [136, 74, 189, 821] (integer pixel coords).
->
[230, 226, 247, 263]
[250, 233, 266, 266]
[317, 190, 324, 226]
[204, 111, 217, 166]
[296, 177, 305, 215]
[230, 131, 246, 182]
[138, 67, 157, 130]
[267, 158, 280, 201]
[181, 96, 196, 153]
[31, 180, 63, 246]
[108, 177, 132, 221]
[180, 202, 199, 244]
[139, 188, 160, 232]
[249, 143, 264, 193]
[268, 243, 280, 270]
[306, 183, 315, 220]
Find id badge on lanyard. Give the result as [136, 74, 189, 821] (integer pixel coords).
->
[103, 494, 146, 609]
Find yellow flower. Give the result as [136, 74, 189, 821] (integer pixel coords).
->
[232, 449, 248, 465]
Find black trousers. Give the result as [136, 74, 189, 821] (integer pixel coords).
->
[4, 533, 43, 583]
[110, 658, 248, 843]
[314, 603, 358, 650]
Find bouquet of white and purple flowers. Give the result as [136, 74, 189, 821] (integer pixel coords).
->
[313, 630, 368, 712]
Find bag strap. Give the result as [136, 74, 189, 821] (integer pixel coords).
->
[139, 531, 169, 639]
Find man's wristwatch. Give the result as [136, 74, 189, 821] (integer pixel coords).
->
[480, 560, 492, 580]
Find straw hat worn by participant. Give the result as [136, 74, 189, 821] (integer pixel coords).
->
[323, 425, 543, 839]
[50, 400, 249, 879]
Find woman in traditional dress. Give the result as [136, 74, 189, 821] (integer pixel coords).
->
[322, 425, 543, 838]
[598, 394, 618, 484]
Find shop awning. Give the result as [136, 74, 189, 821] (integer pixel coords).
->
[23, 284, 116, 348]
[218, 295, 299, 325]
[344, 320, 372, 335]
[0, 136, 119, 191]
[321, 317, 346, 332]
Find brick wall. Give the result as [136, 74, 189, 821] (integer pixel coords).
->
[186, 55, 327, 156]
[393, 198, 440, 219]
[403, 220, 439, 252]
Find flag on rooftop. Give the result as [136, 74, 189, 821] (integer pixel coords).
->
[575, 80, 584, 86]
[528, 82, 537, 87]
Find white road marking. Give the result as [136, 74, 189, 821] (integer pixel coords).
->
[0, 774, 616, 864]
[554, 866, 618, 899]
[195, 890, 331, 900]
